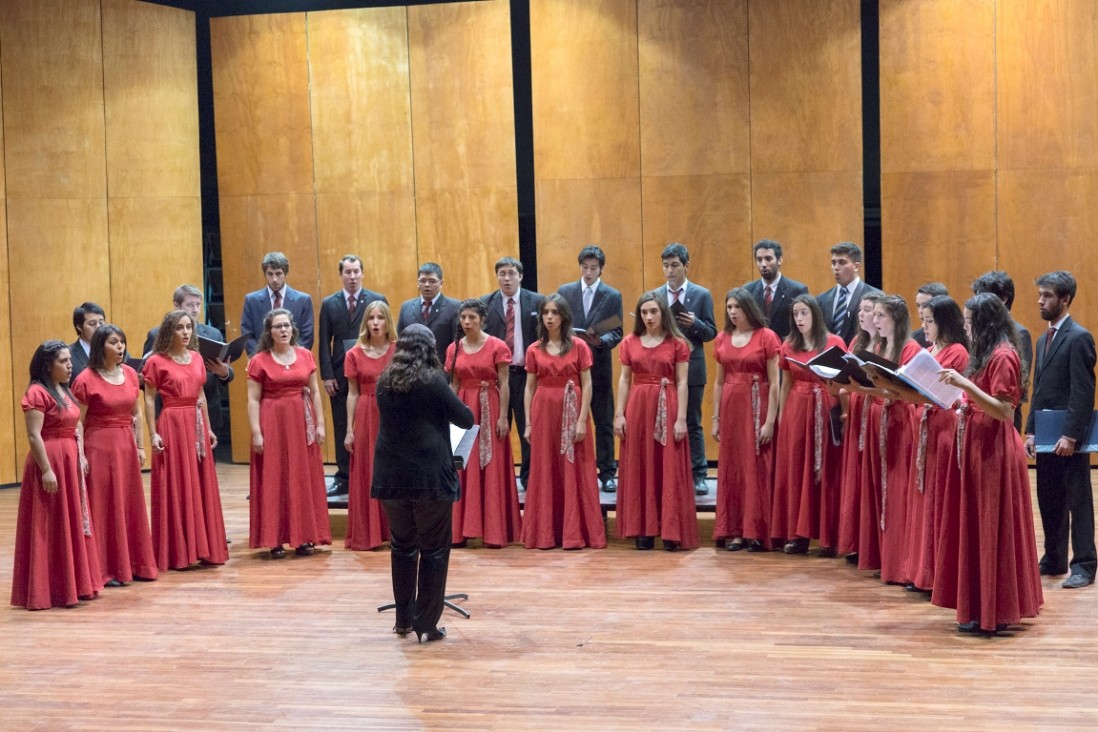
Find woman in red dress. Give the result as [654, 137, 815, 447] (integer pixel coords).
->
[934, 293, 1043, 633]
[72, 325, 158, 586]
[772, 295, 846, 555]
[614, 292, 697, 551]
[247, 308, 330, 558]
[344, 300, 395, 551]
[836, 293, 882, 563]
[712, 288, 780, 552]
[522, 294, 607, 550]
[143, 311, 228, 571]
[11, 341, 103, 609]
[445, 298, 522, 547]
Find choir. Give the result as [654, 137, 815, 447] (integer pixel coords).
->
[11, 243, 1079, 638]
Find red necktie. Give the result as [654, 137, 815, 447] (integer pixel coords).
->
[422, 299, 432, 322]
[348, 293, 356, 315]
[1045, 326, 1057, 356]
[764, 285, 773, 312]
[273, 291, 282, 309]
[672, 287, 682, 303]
[505, 298, 516, 353]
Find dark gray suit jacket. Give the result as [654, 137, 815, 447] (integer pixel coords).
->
[557, 280, 623, 369]
[661, 282, 716, 386]
[481, 289, 546, 362]
[817, 280, 884, 345]
[241, 285, 314, 355]
[69, 340, 91, 384]
[319, 288, 386, 381]
[396, 295, 461, 362]
[1024, 316, 1096, 440]
[743, 275, 809, 341]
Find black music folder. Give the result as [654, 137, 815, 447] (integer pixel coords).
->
[197, 333, 249, 364]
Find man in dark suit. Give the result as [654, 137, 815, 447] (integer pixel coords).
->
[481, 256, 545, 488]
[396, 262, 460, 363]
[910, 282, 949, 348]
[973, 271, 1033, 432]
[558, 245, 624, 492]
[319, 254, 386, 496]
[742, 239, 808, 341]
[69, 301, 106, 384]
[143, 284, 234, 435]
[660, 243, 717, 495]
[1024, 270, 1097, 590]
[240, 251, 314, 356]
[816, 242, 883, 345]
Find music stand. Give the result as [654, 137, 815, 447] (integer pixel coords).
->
[377, 594, 470, 619]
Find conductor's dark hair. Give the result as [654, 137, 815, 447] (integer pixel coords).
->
[379, 324, 441, 393]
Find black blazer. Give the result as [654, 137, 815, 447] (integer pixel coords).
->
[396, 295, 461, 362]
[371, 372, 475, 501]
[1024, 316, 1097, 440]
[742, 275, 809, 341]
[481, 288, 546, 361]
[659, 282, 716, 386]
[143, 322, 236, 391]
[69, 340, 91, 384]
[557, 280, 623, 369]
[817, 280, 883, 345]
[319, 288, 386, 381]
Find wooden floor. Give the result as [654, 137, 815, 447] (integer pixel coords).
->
[2, 465, 1098, 731]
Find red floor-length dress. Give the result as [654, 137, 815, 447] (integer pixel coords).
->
[905, 342, 968, 590]
[877, 340, 923, 585]
[144, 354, 228, 570]
[837, 390, 866, 555]
[713, 328, 781, 546]
[521, 339, 607, 550]
[11, 385, 104, 609]
[344, 343, 394, 550]
[247, 348, 331, 550]
[932, 345, 1043, 630]
[771, 334, 846, 546]
[615, 334, 699, 549]
[445, 335, 522, 546]
[72, 366, 158, 584]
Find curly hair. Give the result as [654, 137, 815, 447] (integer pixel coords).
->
[150, 310, 198, 355]
[256, 308, 300, 352]
[379, 324, 441, 393]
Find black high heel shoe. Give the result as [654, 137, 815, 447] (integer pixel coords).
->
[634, 537, 655, 550]
[418, 627, 447, 643]
[270, 546, 286, 559]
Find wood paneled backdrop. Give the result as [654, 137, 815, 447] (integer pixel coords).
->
[4, 0, 1097, 481]
[0, 0, 201, 484]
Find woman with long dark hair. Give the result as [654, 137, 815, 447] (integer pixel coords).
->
[712, 288, 781, 552]
[72, 325, 157, 586]
[771, 294, 846, 555]
[522, 294, 607, 550]
[143, 310, 227, 570]
[11, 341, 103, 609]
[247, 308, 330, 559]
[344, 300, 396, 551]
[933, 293, 1043, 633]
[373, 324, 474, 643]
[614, 292, 697, 551]
[444, 298, 522, 547]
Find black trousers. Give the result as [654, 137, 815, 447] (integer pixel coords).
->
[589, 355, 617, 481]
[1036, 452, 1097, 578]
[381, 498, 453, 634]
[686, 383, 707, 480]
[328, 375, 350, 482]
[507, 366, 531, 484]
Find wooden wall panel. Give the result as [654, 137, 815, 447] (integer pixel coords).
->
[0, 0, 106, 199]
[0, 198, 15, 483]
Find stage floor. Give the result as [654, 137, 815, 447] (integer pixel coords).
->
[2, 464, 1097, 730]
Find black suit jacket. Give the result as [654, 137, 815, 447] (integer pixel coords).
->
[557, 280, 624, 368]
[660, 282, 716, 386]
[143, 323, 236, 387]
[481, 289, 546, 362]
[69, 340, 91, 384]
[319, 288, 387, 381]
[396, 295, 461, 362]
[1024, 316, 1097, 440]
[817, 280, 884, 345]
[743, 275, 809, 341]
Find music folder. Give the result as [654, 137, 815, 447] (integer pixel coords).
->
[451, 424, 480, 469]
[573, 314, 623, 338]
[197, 333, 249, 364]
[1034, 410, 1098, 453]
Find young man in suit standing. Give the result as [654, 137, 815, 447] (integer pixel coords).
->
[973, 271, 1033, 432]
[318, 255, 386, 496]
[558, 245, 624, 493]
[396, 262, 460, 363]
[742, 239, 808, 341]
[661, 243, 717, 495]
[481, 256, 545, 489]
[1024, 271, 1097, 589]
[240, 251, 314, 355]
[69, 301, 106, 383]
[816, 242, 883, 345]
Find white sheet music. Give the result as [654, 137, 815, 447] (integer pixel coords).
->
[899, 348, 963, 409]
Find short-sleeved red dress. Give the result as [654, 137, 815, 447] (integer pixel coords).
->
[247, 348, 331, 550]
[615, 334, 698, 549]
[713, 328, 781, 546]
[343, 343, 395, 550]
[143, 353, 228, 570]
[11, 384, 103, 609]
[72, 366, 158, 584]
[772, 334, 847, 546]
[522, 339, 607, 550]
[931, 345, 1043, 630]
[445, 335, 522, 546]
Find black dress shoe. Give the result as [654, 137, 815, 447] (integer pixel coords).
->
[1062, 572, 1094, 589]
[746, 540, 766, 553]
[726, 539, 745, 552]
[326, 479, 348, 497]
[783, 538, 809, 555]
[957, 620, 981, 634]
[418, 627, 446, 643]
[844, 552, 859, 565]
[635, 536, 655, 550]
[270, 546, 286, 559]
[663, 539, 680, 552]
[1039, 564, 1068, 576]
[817, 546, 836, 558]
[600, 477, 617, 493]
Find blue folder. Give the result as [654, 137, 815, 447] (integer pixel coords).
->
[1033, 410, 1098, 453]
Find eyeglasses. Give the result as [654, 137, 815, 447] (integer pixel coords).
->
[418, 278, 440, 285]
[271, 323, 293, 330]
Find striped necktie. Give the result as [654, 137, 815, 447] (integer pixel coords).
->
[831, 286, 849, 332]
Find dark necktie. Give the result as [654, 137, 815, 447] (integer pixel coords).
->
[832, 286, 849, 331]
[348, 293, 356, 316]
[505, 298, 516, 354]
[764, 284, 773, 312]
[672, 287, 682, 303]
[422, 299, 432, 322]
[273, 290, 282, 309]
[1045, 326, 1057, 356]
